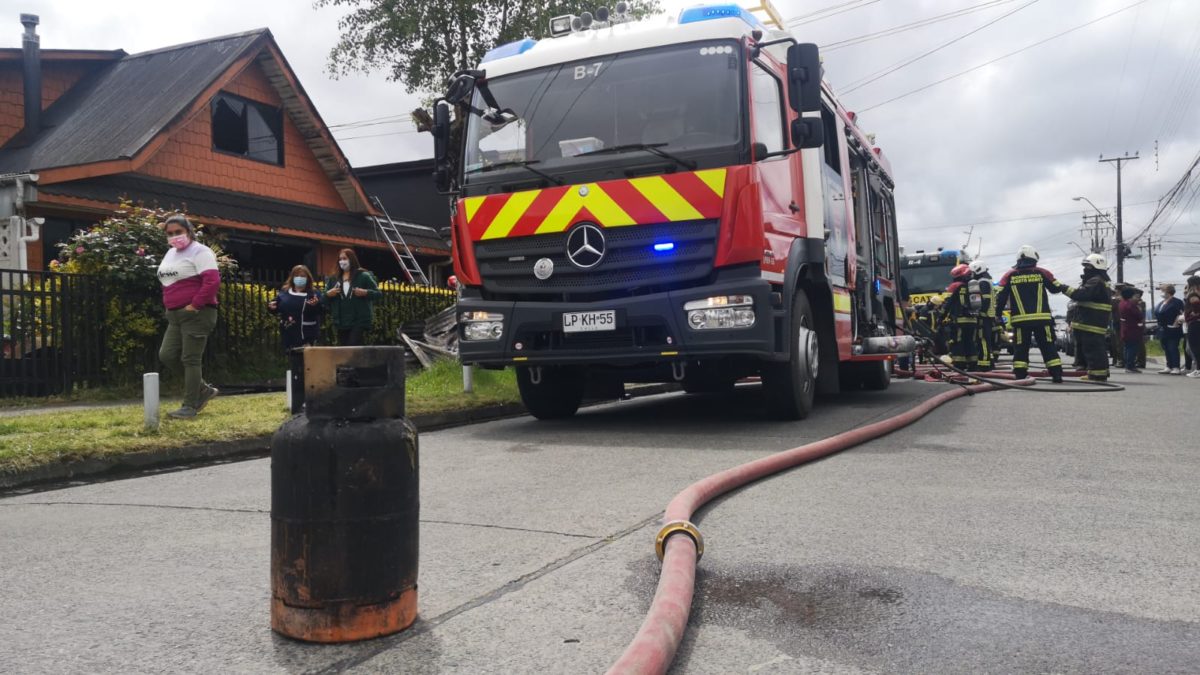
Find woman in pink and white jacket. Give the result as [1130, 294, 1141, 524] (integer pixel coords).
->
[157, 215, 220, 419]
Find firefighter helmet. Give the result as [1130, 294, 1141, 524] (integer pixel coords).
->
[929, 295, 944, 306]
[969, 260, 989, 275]
[1017, 244, 1039, 261]
[950, 263, 972, 279]
[1083, 252, 1109, 271]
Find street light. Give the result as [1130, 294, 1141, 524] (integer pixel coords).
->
[1067, 241, 1088, 256]
[1071, 196, 1114, 225]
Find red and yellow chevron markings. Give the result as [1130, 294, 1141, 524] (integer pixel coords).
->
[460, 168, 728, 241]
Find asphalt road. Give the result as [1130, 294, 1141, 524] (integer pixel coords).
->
[1, 365, 1197, 674]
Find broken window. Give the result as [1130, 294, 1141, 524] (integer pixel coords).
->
[211, 93, 284, 165]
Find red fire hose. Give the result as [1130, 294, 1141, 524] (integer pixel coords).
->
[606, 379, 1014, 675]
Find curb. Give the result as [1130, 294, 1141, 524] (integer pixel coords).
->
[0, 383, 679, 493]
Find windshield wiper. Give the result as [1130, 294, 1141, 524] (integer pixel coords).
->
[575, 143, 697, 170]
[466, 159, 563, 185]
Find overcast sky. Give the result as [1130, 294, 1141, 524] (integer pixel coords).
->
[11, 0, 1200, 297]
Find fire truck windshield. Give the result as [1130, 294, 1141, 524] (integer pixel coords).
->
[900, 264, 954, 297]
[463, 40, 743, 184]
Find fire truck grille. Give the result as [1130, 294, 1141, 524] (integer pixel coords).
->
[514, 323, 672, 353]
[473, 220, 718, 300]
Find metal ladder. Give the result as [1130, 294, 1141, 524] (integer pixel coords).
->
[370, 196, 430, 286]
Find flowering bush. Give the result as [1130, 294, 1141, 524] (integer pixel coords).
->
[55, 200, 237, 281]
[51, 201, 240, 382]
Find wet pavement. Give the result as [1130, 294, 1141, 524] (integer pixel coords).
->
[1, 364, 1197, 673]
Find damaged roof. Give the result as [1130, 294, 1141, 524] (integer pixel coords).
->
[0, 30, 266, 173]
[0, 29, 371, 213]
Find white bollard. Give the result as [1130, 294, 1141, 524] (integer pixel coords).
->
[143, 372, 160, 431]
[285, 369, 292, 410]
[463, 364, 474, 393]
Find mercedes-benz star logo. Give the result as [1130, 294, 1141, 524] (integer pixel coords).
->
[566, 223, 606, 269]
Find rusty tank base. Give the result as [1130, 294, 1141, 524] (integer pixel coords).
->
[271, 587, 418, 643]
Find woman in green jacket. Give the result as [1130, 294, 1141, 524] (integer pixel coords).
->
[324, 248, 381, 346]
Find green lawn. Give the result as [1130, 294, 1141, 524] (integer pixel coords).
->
[1144, 339, 1164, 357]
[0, 360, 518, 475]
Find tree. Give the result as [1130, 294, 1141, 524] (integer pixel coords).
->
[317, 0, 662, 95]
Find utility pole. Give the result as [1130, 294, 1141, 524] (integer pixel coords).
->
[1099, 152, 1139, 283]
[1140, 236, 1162, 298]
[1079, 212, 1113, 253]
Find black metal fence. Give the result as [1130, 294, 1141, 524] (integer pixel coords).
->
[1, 269, 456, 397]
[1, 268, 107, 397]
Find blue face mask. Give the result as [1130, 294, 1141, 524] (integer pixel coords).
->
[293, 277, 308, 288]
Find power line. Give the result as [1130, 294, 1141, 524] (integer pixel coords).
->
[336, 129, 424, 141]
[1152, 19, 1200, 143]
[1124, 0, 1174, 150]
[858, 0, 1153, 113]
[900, 199, 1158, 233]
[1102, 1, 1144, 144]
[787, 0, 882, 27]
[1158, 43, 1200, 145]
[841, 0, 1039, 94]
[328, 113, 413, 129]
[331, 118, 419, 133]
[1127, 149, 1200, 244]
[823, 0, 1019, 52]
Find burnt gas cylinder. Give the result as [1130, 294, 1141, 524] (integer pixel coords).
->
[270, 347, 418, 643]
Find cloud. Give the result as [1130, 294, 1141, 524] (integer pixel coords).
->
[11, 0, 1199, 284]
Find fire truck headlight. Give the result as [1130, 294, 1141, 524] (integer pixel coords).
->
[684, 296, 755, 330]
[462, 312, 505, 341]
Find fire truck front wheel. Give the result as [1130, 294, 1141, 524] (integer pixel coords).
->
[763, 289, 818, 420]
[516, 366, 586, 420]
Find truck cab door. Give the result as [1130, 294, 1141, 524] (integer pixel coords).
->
[818, 105, 853, 290]
[749, 55, 803, 280]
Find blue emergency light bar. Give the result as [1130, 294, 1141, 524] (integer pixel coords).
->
[678, 4, 765, 30]
[653, 242, 676, 252]
[481, 37, 538, 64]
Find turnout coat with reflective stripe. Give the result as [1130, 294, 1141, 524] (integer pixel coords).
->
[1062, 274, 1113, 335]
[995, 264, 1060, 324]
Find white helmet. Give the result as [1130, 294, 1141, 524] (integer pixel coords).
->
[968, 260, 989, 275]
[1083, 252, 1109, 271]
[1017, 244, 1039, 261]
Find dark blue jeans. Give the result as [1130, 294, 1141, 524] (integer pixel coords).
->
[1161, 330, 1182, 369]
[1123, 341, 1139, 370]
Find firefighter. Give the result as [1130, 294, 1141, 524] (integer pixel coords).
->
[1058, 253, 1113, 381]
[913, 294, 946, 361]
[995, 245, 1066, 382]
[969, 260, 997, 370]
[943, 263, 982, 371]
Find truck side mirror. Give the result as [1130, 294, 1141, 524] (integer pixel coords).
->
[444, 73, 477, 105]
[791, 117, 824, 149]
[432, 102, 453, 193]
[786, 43, 821, 113]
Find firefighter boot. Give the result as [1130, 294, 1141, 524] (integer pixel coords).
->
[1049, 364, 1064, 384]
[1013, 367, 1028, 380]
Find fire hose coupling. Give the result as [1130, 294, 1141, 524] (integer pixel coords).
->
[655, 519, 704, 562]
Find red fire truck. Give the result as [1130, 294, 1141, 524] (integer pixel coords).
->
[430, 2, 912, 420]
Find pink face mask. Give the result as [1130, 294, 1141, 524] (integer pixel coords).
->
[168, 234, 190, 250]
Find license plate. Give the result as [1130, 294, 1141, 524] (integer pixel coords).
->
[562, 310, 616, 333]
